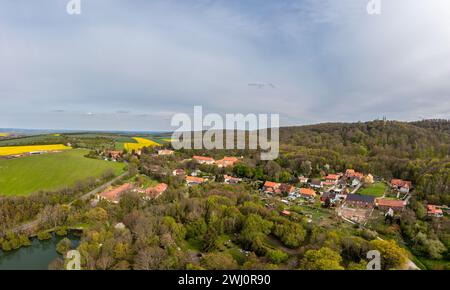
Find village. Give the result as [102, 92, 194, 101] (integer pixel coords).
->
[95, 149, 447, 226]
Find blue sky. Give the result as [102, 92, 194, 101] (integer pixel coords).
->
[1, 0, 449, 131]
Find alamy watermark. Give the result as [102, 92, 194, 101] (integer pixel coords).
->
[367, 250, 381, 270]
[66, 250, 81, 270]
[367, 0, 382, 15]
[67, 0, 81, 15]
[170, 106, 279, 160]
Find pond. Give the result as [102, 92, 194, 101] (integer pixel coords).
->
[0, 234, 80, 270]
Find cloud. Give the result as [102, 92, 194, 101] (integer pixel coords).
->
[0, 0, 449, 130]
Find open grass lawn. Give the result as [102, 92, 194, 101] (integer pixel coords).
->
[357, 182, 386, 197]
[0, 149, 125, 196]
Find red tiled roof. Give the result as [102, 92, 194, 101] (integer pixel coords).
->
[100, 183, 133, 201]
[145, 183, 168, 198]
[427, 205, 443, 215]
[186, 176, 206, 183]
[264, 181, 279, 188]
[326, 174, 340, 180]
[193, 156, 215, 162]
[391, 179, 412, 188]
[223, 157, 239, 162]
[376, 199, 405, 208]
[300, 188, 316, 197]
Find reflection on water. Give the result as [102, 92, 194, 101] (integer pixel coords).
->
[0, 234, 80, 270]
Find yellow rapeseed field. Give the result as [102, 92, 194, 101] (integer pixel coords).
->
[0, 144, 72, 156]
[0, 133, 10, 137]
[124, 137, 159, 151]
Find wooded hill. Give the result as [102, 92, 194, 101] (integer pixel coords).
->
[277, 120, 449, 204]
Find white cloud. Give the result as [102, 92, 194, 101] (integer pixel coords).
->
[0, 0, 449, 130]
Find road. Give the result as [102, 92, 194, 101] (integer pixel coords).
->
[75, 172, 128, 203]
[11, 172, 128, 234]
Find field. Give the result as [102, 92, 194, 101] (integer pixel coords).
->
[0, 144, 71, 156]
[0, 149, 125, 196]
[0, 133, 10, 137]
[124, 137, 160, 151]
[357, 182, 386, 197]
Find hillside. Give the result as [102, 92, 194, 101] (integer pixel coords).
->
[277, 120, 449, 204]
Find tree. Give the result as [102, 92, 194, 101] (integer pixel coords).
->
[56, 238, 72, 255]
[240, 214, 273, 254]
[86, 207, 108, 223]
[300, 247, 344, 270]
[266, 249, 288, 264]
[301, 161, 312, 177]
[273, 222, 306, 248]
[370, 240, 408, 270]
[134, 247, 167, 270]
[201, 252, 238, 270]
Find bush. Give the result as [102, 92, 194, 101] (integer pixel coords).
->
[37, 231, 52, 241]
[266, 249, 288, 264]
[56, 238, 72, 255]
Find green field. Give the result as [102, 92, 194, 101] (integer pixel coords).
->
[0, 149, 125, 196]
[357, 182, 386, 197]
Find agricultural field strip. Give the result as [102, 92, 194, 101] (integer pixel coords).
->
[0, 144, 71, 156]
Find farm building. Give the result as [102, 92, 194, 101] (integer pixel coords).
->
[390, 179, 412, 193]
[193, 156, 215, 165]
[98, 183, 133, 204]
[186, 176, 207, 186]
[345, 194, 375, 208]
[376, 198, 406, 212]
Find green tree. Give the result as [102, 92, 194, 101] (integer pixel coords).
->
[201, 252, 238, 270]
[300, 247, 344, 270]
[370, 240, 408, 270]
[273, 222, 306, 248]
[56, 238, 72, 255]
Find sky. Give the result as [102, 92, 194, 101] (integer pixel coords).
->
[0, 0, 449, 131]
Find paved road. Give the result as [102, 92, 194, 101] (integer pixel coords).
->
[76, 172, 128, 203]
[11, 172, 128, 234]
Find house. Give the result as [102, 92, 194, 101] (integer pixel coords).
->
[298, 176, 309, 184]
[193, 156, 215, 165]
[325, 174, 340, 185]
[299, 188, 317, 200]
[172, 169, 185, 176]
[390, 179, 412, 193]
[427, 205, 444, 217]
[262, 181, 281, 194]
[376, 198, 405, 212]
[98, 183, 133, 204]
[345, 194, 375, 208]
[158, 149, 174, 156]
[224, 175, 242, 184]
[279, 183, 296, 195]
[351, 178, 361, 187]
[107, 150, 123, 160]
[345, 169, 364, 180]
[144, 183, 168, 200]
[310, 179, 323, 189]
[320, 192, 337, 204]
[216, 157, 240, 168]
[186, 176, 206, 186]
